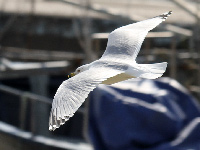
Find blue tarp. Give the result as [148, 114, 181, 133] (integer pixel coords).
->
[88, 78, 200, 150]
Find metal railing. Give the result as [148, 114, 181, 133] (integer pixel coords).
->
[0, 84, 85, 136]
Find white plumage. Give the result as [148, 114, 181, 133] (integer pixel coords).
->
[49, 11, 172, 131]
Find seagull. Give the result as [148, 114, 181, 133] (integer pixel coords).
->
[49, 11, 172, 131]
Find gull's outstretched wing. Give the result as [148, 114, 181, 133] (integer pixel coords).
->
[49, 66, 124, 131]
[101, 11, 172, 62]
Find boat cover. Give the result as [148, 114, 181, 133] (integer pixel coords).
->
[88, 78, 200, 150]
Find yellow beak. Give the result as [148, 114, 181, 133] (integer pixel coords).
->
[67, 72, 75, 79]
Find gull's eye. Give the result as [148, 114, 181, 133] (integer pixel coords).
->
[77, 70, 80, 73]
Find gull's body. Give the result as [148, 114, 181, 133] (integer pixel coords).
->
[49, 11, 172, 131]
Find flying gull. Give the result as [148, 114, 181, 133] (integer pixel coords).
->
[49, 11, 172, 131]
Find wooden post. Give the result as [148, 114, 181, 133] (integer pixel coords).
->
[81, 0, 96, 142]
[29, 75, 50, 136]
[30, 99, 36, 135]
[81, 0, 97, 62]
[195, 1, 200, 100]
[170, 36, 177, 79]
[19, 93, 28, 130]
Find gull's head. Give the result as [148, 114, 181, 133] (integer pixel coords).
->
[67, 64, 90, 79]
[74, 64, 90, 75]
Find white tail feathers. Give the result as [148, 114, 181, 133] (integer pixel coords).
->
[138, 62, 167, 79]
[128, 62, 167, 79]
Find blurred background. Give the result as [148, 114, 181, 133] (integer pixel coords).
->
[0, 0, 200, 150]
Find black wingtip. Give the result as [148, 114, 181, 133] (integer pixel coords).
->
[159, 11, 172, 21]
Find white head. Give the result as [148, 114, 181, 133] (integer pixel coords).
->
[67, 64, 90, 79]
[74, 64, 90, 75]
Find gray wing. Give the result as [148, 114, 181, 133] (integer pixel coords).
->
[49, 66, 124, 131]
[101, 11, 172, 62]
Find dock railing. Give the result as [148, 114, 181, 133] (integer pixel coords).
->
[0, 84, 85, 137]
